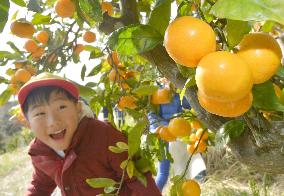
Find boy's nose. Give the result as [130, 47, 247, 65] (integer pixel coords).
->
[47, 112, 61, 128]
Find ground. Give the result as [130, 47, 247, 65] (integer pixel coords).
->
[0, 147, 283, 196]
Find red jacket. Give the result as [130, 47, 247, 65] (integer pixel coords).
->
[26, 117, 161, 196]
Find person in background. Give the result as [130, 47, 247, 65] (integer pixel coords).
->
[147, 79, 206, 191]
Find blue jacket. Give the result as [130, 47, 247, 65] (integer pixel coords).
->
[148, 94, 190, 132]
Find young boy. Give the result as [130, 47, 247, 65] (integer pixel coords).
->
[18, 72, 161, 196]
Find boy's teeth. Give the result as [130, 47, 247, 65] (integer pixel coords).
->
[53, 129, 64, 134]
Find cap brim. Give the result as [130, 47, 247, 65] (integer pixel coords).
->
[18, 78, 79, 113]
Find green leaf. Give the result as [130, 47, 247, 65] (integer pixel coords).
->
[261, 21, 275, 32]
[77, 0, 102, 27]
[27, 0, 43, 13]
[0, 89, 12, 106]
[217, 120, 245, 144]
[135, 157, 151, 173]
[211, 0, 284, 25]
[87, 64, 102, 76]
[120, 159, 128, 169]
[276, 65, 284, 78]
[7, 41, 23, 55]
[11, 0, 26, 7]
[86, 46, 104, 59]
[104, 186, 116, 194]
[86, 178, 117, 188]
[180, 76, 196, 102]
[116, 141, 128, 150]
[32, 13, 51, 25]
[252, 81, 284, 112]
[81, 65, 86, 81]
[77, 84, 96, 98]
[108, 24, 163, 55]
[128, 120, 147, 157]
[148, 0, 171, 36]
[0, 51, 17, 59]
[177, 1, 193, 17]
[170, 175, 185, 196]
[225, 20, 251, 48]
[132, 85, 158, 96]
[0, 0, 9, 33]
[133, 168, 147, 187]
[127, 160, 135, 178]
[108, 146, 126, 153]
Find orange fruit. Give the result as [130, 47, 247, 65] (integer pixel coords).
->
[190, 120, 202, 130]
[55, 0, 76, 18]
[24, 39, 39, 53]
[168, 117, 191, 137]
[151, 88, 171, 104]
[107, 51, 120, 66]
[108, 69, 123, 82]
[83, 31, 96, 43]
[26, 65, 37, 76]
[31, 47, 45, 60]
[187, 144, 196, 154]
[117, 96, 137, 110]
[182, 180, 201, 196]
[101, 2, 114, 16]
[157, 126, 176, 142]
[73, 44, 85, 55]
[14, 69, 31, 83]
[237, 33, 282, 84]
[197, 90, 253, 117]
[120, 83, 130, 90]
[10, 20, 35, 38]
[195, 140, 207, 153]
[196, 51, 253, 102]
[164, 16, 216, 67]
[189, 133, 198, 144]
[196, 128, 208, 141]
[36, 30, 49, 45]
[14, 62, 23, 69]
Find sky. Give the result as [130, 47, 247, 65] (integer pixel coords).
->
[0, 2, 101, 93]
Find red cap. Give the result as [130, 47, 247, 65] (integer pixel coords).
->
[18, 72, 79, 113]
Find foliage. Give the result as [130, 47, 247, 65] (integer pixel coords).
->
[0, 0, 284, 194]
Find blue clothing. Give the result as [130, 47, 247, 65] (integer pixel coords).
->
[147, 93, 190, 190]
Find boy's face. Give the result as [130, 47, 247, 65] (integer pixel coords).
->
[26, 91, 82, 151]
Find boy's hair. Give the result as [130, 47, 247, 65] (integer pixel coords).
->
[23, 86, 78, 116]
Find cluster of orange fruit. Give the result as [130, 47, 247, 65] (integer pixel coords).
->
[54, 0, 114, 18]
[8, 62, 36, 95]
[164, 16, 283, 117]
[186, 120, 208, 154]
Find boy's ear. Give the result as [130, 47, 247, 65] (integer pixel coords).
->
[76, 101, 83, 114]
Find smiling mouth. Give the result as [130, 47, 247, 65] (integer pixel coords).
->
[49, 129, 66, 140]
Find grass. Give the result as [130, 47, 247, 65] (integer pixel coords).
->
[0, 146, 283, 196]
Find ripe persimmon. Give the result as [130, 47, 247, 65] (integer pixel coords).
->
[182, 180, 201, 196]
[197, 90, 253, 117]
[36, 30, 49, 45]
[168, 117, 191, 137]
[55, 0, 76, 18]
[14, 69, 32, 83]
[31, 47, 45, 60]
[164, 16, 216, 67]
[107, 51, 120, 66]
[10, 20, 35, 38]
[24, 39, 39, 53]
[83, 31, 96, 43]
[196, 128, 209, 141]
[151, 88, 171, 104]
[156, 126, 176, 142]
[196, 51, 253, 102]
[73, 44, 85, 55]
[101, 2, 114, 16]
[117, 96, 137, 110]
[237, 33, 282, 84]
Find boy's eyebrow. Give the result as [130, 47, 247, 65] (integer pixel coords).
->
[29, 104, 43, 112]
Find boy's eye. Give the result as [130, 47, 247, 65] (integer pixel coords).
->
[59, 105, 67, 110]
[34, 112, 45, 117]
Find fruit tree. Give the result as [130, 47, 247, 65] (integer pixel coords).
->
[0, 0, 284, 195]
